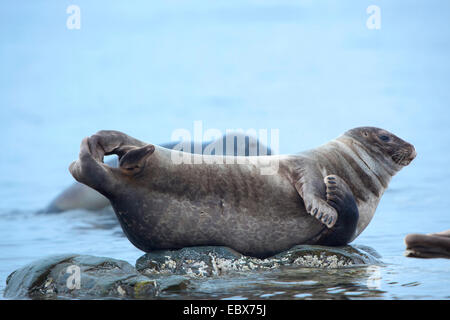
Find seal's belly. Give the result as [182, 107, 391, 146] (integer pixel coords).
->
[122, 171, 324, 256]
[109, 160, 326, 257]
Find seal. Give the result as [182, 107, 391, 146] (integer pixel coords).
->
[45, 133, 271, 213]
[404, 230, 450, 259]
[69, 127, 416, 258]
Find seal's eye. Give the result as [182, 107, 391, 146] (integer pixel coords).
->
[378, 135, 390, 142]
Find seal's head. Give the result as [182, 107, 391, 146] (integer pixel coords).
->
[344, 127, 417, 169]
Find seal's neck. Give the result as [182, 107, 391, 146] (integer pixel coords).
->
[307, 135, 404, 241]
[308, 136, 393, 204]
[325, 136, 395, 240]
[335, 136, 400, 189]
[342, 136, 401, 178]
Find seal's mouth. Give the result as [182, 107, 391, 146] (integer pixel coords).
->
[392, 147, 417, 166]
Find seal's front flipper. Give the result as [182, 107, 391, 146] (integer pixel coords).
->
[317, 174, 359, 246]
[294, 170, 338, 229]
[306, 199, 338, 228]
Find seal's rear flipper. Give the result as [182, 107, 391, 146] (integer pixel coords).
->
[69, 137, 116, 194]
[119, 145, 155, 174]
[317, 175, 359, 246]
[69, 131, 148, 196]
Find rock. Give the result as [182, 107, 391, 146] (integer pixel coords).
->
[136, 245, 382, 277]
[271, 244, 381, 268]
[4, 254, 190, 299]
[157, 275, 191, 292]
[4, 245, 381, 299]
[136, 246, 243, 277]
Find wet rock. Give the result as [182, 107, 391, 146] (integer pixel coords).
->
[4, 254, 190, 299]
[136, 246, 244, 277]
[4, 246, 381, 299]
[271, 244, 382, 268]
[136, 245, 382, 277]
[157, 275, 191, 292]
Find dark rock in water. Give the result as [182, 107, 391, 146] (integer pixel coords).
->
[4, 254, 190, 299]
[271, 244, 382, 267]
[136, 245, 382, 277]
[136, 246, 244, 277]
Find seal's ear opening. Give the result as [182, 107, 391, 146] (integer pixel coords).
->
[119, 144, 155, 175]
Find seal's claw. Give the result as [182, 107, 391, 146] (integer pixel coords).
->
[324, 174, 356, 228]
[325, 174, 347, 206]
[314, 173, 360, 245]
[323, 174, 353, 228]
[307, 199, 337, 229]
[323, 210, 337, 228]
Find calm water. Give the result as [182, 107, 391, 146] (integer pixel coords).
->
[0, 0, 449, 299]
